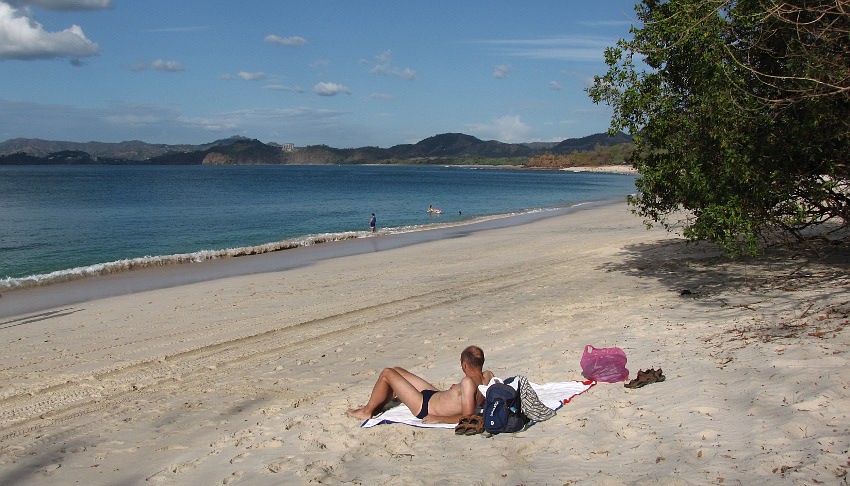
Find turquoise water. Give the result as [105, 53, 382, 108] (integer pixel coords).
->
[0, 164, 636, 288]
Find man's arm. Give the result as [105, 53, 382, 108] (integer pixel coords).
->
[421, 413, 463, 424]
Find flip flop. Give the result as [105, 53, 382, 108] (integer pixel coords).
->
[455, 416, 472, 435]
[455, 415, 484, 435]
[624, 368, 666, 388]
[463, 415, 484, 435]
[655, 368, 667, 383]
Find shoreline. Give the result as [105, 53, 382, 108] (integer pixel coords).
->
[0, 165, 638, 295]
[1, 201, 847, 484]
[560, 164, 636, 174]
[0, 199, 616, 319]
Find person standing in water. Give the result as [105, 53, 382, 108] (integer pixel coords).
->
[370, 212, 376, 233]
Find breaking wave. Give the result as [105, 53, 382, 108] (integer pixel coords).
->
[0, 206, 562, 292]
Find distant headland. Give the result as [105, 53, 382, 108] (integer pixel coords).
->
[0, 132, 632, 169]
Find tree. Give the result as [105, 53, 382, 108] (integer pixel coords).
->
[588, 0, 850, 255]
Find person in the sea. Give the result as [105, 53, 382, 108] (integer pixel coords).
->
[369, 212, 376, 233]
[346, 345, 493, 424]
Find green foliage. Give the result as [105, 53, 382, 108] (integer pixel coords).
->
[589, 0, 850, 256]
[527, 143, 634, 168]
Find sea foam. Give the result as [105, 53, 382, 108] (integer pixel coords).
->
[0, 208, 556, 291]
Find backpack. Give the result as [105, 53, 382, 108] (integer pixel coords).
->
[483, 382, 528, 434]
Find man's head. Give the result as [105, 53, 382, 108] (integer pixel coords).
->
[460, 345, 485, 371]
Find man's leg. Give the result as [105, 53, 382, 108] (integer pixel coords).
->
[346, 367, 427, 420]
[390, 367, 437, 392]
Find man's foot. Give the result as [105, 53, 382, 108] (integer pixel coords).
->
[346, 407, 373, 420]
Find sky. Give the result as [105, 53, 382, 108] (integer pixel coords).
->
[0, 1, 638, 148]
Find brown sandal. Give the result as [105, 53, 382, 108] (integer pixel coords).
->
[624, 368, 666, 388]
[455, 414, 484, 435]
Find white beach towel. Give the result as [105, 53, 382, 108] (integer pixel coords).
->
[360, 379, 595, 429]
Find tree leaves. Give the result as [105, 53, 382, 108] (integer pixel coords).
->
[589, 0, 850, 256]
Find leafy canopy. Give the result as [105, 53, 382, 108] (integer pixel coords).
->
[588, 0, 850, 256]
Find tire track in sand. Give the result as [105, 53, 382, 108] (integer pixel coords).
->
[0, 256, 559, 448]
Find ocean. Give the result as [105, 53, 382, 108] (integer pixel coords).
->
[0, 164, 636, 290]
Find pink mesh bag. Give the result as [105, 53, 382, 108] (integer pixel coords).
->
[580, 345, 629, 383]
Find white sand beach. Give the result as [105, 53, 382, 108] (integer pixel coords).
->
[1, 201, 848, 485]
[561, 164, 638, 174]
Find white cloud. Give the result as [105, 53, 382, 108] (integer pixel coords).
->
[366, 50, 392, 74]
[0, 99, 187, 142]
[481, 36, 614, 62]
[493, 64, 511, 79]
[183, 107, 365, 145]
[580, 75, 597, 88]
[132, 59, 185, 72]
[0, 1, 100, 60]
[549, 80, 562, 90]
[0, 98, 365, 146]
[143, 26, 209, 34]
[313, 82, 351, 96]
[264, 34, 307, 46]
[468, 115, 531, 143]
[264, 84, 305, 93]
[8, 0, 111, 10]
[152, 59, 184, 72]
[365, 50, 416, 80]
[238, 71, 266, 81]
[222, 71, 285, 82]
[103, 113, 162, 125]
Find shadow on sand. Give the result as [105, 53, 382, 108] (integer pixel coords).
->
[602, 237, 850, 299]
[601, 237, 850, 343]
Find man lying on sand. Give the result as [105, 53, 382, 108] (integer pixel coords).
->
[347, 345, 493, 424]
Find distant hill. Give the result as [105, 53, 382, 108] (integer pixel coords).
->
[0, 132, 631, 166]
[549, 132, 632, 154]
[201, 138, 286, 165]
[522, 141, 560, 150]
[0, 136, 251, 161]
[0, 138, 183, 160]
[386, 133, 534, 159]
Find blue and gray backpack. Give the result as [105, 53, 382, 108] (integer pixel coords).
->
[483, 382, 529, 434]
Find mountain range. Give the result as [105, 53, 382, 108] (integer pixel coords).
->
[0, 132, 631, 166]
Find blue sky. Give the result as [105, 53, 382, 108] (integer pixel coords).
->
[1, 1, 637, 147]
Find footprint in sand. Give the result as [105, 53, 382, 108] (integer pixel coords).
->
[155, 445, 189, 452]
[298, 426, 354, 453]
[145, 458, 205, 482]
[248, 439, 284, 449]
[260, 406, 282, 416]
[230, 452, 249, 464]
[267, 457, 298, 474]
[297, 431, 329, 452]
[222, 470, 244, 484]
[298, 460, 336, 482]
[281, 418, 303, 431]
[351, 369, 377, 377]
